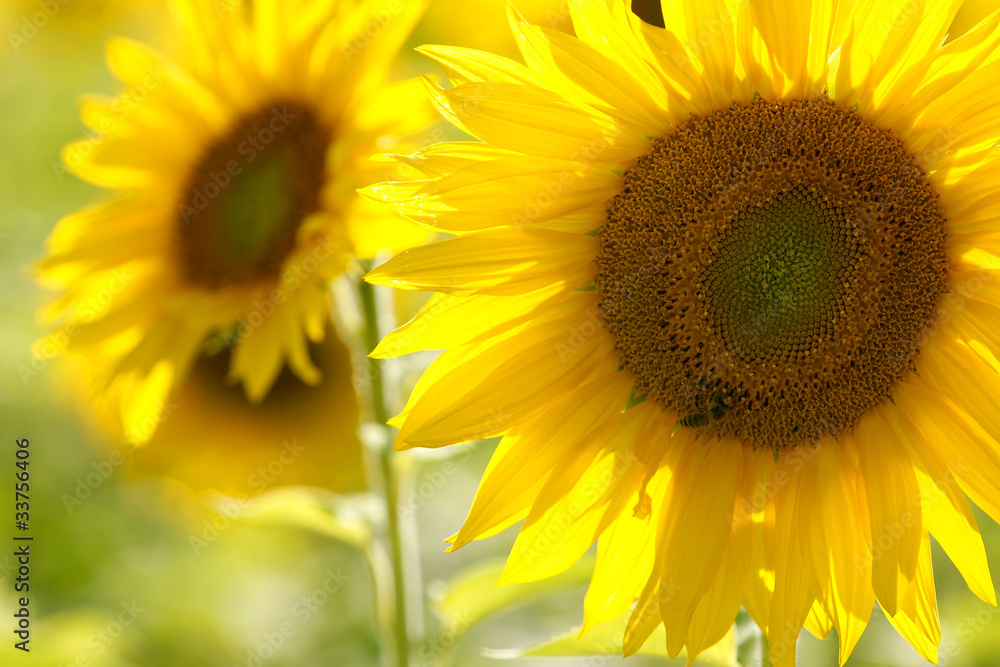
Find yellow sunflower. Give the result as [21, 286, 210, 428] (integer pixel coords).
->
[37, 0, 432, 442]
[414, 0, 572, 59]
[950, 0, 999, 41]
[365, 1, 1000, 664]
[127, 318, 367, 496]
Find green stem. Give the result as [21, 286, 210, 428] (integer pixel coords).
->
[379, 448, 409, 667]
[759, 634, 773, 667]
[736, 612, 772, 667]
[359, 271, 390, 427]
[359, 270, 410, 667]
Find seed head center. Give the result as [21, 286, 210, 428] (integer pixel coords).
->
[175, 101, 330, 288]
[596, 97, 948, 448]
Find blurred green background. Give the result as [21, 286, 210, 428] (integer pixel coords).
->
[2, 1, 999, 666]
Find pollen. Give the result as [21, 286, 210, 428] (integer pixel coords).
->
[596, 97, 949, 449]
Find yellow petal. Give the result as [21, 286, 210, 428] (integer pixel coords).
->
[510, 18, 671, 134]
[685, 447, 755, 660]
[451, 372, 632, 549]
[919, 339, 1000, 524]
[659, 0, 738, 106]
[365, 228, 597, 294]
[807, 442, 875, 664]
[372, 286, 564, 359]
[417, 43, 537, 86]
[885, 533, 941, 663]
[742, 449, 777, 634]
[749, 0, 837, 95]
[425, 78, 648, 162]
[500, 405, 653, 583]
[857, 409, 922, 617]
[767, 455, 815, 667]
[659, 442, 742, 657]
[583, 462, 671, 633]
[803, 600, 833, 640]
[567, 0, 666, 98]
[891, 378, 997, 606]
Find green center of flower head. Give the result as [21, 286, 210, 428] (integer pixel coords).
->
[703, 186, 865, 362]
[596, 97, 949, 449]
[176, 101, 330, 287]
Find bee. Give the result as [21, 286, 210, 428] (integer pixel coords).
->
[678, 392, 733, 429]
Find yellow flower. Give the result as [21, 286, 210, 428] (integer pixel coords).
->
[130, 320, 367, 496]
[38, 0, 432, 442]
[366, 1, 1000, 664]
[414, 0, 571, 59]
[950, 0, 999, 40]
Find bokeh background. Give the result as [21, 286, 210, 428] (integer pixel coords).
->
[1, 1, 999, 665]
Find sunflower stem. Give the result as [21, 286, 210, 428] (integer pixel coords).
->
[359, 268, 413, 667]
[736, 611, 772, 667]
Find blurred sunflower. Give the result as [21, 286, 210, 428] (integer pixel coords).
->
[413, 0, 571, 59]
[1, 0, 160, 60]
[128, 320, 366, 496]
[37, 0, 433, 478]
[2, 0, 147, 31]
[366, 0, 1000, 664]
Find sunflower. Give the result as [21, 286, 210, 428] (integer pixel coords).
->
[950, 0, 999, 41]
[414, 0, 572, 59]
[365, 1, 1000, 664]
[125, 317, 367, 496]
[38, 0, 433, 443]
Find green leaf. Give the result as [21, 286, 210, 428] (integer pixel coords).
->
[623, 387, 647, 412]
[484, 611, 739, 666]
[220, 487, 372, 549]
[576, 280, 597, 292]
[434, 556, 594, 634]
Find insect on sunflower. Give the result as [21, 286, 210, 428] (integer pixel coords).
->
[365, 1, 1000, 664]
[37, 0, 433, 450]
